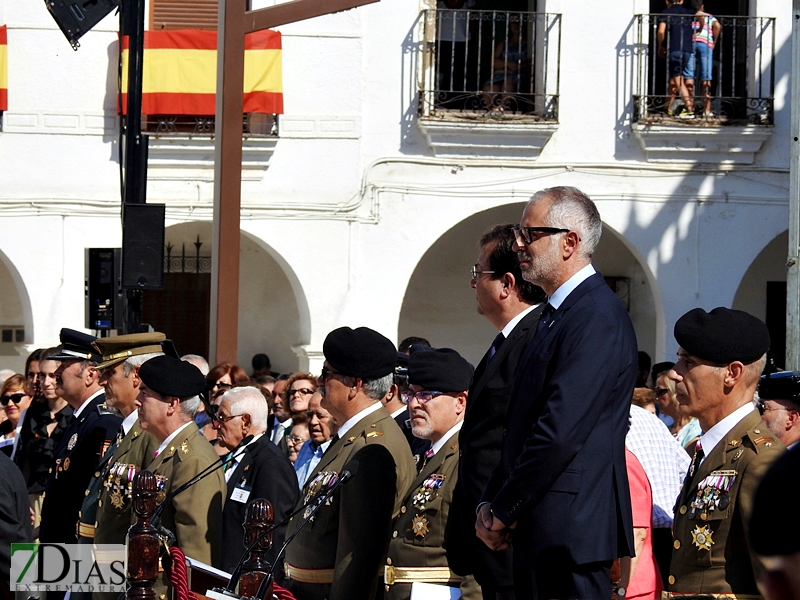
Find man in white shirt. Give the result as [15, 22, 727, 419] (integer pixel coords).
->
[667, 307, 784, 597]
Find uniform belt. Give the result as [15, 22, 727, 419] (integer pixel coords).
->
[662, 592, 762, 599]
[77, 522, 95, 538]
[383, 565, 463, 586]
[284, 563, 335, 585]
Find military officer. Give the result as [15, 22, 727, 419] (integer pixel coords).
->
[137, 355, 226, 567]
[77, 333, 163, 554]
[665, 308, 784, 598]
[39, 329, 122, 546]
[757, 371, 800, 449]
[284, 327, 416, 600]
[384, 348, 481, 600]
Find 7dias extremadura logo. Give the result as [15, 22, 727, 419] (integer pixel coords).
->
[11, 544, 127, 593]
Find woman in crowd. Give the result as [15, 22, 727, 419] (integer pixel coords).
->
[0, 374, 32, 457]
[287, 414, 310, 465]
[284, 371, 318, 416]
[654, 368, 701, 450]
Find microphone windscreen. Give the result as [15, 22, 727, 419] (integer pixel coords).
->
[341, 459, 359, 481]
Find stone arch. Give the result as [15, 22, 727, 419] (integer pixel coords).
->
[0, 247, 34, 365]
[398, 203, 660, 365]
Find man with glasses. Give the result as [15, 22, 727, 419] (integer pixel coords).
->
[757, 371, 800, 449]
[447, 224, 545, 600]
[284, 326, 415, 600]
[383, 347, 480, 600]
[476, 187, 638, 599]
[295, 391, 338, 487]
[216, 386, 298, 575]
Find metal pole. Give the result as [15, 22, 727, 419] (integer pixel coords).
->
[786, 1, 800, 369]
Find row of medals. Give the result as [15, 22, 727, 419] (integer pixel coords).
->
[688, 470, 736, 552]
[410, 474, 445, 539]
[303, 471, 340, 520]
[104, 463, 168, 509]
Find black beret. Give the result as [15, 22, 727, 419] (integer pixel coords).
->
[49, 328, 102, 363]
[139, 355, 206, 399]
[674, 307, 770, 364]
[750, 446, 800, 555]
[759, 371, 800, 403]
[409, 348, 474, 392]
[323, 327, 397, 378]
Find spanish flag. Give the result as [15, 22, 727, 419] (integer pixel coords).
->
[0, 26, 8, 111]
[121, 29, 282, 115]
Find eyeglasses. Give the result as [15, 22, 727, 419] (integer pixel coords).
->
[655, 388, 670, 397]
[756, 400, 789, 415]
[216, 413, 243, 424]
[401, 389, 446, 404]
[320, 366, 348, 382]
[0, 393, 28, 406]
[210, 381, 232, 391]
[470, 264, 496, 279]
[288, 435, 308, 445]
[288, 388, 315, 397]
[512, 226, 570, 245]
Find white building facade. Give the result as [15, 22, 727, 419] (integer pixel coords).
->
[0, 0, 791, 373]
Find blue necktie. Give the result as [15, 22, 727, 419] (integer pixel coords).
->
[536, 303, 555, 336]
[487, 332, 505, 363]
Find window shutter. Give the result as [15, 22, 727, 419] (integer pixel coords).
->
[151, 0, 218, 30]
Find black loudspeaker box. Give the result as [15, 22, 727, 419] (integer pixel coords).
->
[45, 0, 120, 50]
[122, 203, 166, 290]
[85, 248, 126, 330]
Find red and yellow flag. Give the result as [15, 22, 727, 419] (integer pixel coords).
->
[0, 25, 8, 111]
[121, 29, 282, 115]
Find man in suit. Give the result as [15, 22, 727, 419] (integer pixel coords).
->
[80, 333, 162, 553]
[384, 348, 480, 600]
[0, 452, 32, 596]
[39, 329, 122, 546]
[666, 307, 783, 597]
[284, 327, 416, 600]
[448, 224, 545, 600]
[137, 355, 226, 567]
[477, 187, 638, 599]
[215, 385, 299, 574]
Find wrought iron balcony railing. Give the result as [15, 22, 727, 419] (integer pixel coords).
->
[139, 112, 279, 137]
[633, 14, 775, 126]
[418, 9, 560, 121]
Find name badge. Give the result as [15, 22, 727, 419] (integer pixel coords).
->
[231, 485, 251, 504]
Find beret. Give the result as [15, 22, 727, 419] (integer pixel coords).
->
[409, 348, 474, 392]
[750, 446, 800, 555]
[323, 327, 397, 378]
[94, 332, 166, 370]
[139, 355, 206, 399]
[674, 307, 770, 364]
[49, 328, 102, 363]
[759, 371, 800, 403]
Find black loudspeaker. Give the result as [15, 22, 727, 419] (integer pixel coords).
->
[44, 0, 120, 50]
[122, 203, 165, 290]
[85, 248, 126, 330]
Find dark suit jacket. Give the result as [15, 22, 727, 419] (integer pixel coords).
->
[221, 433, 300, 573]
[0, 452, 32, 588]
[39, 393, 121, 544]
[483, 271, 637, 567]
[448, 304, 543, 588]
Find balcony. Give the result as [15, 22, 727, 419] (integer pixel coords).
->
[416, 9, 561, 159]
[631, 14, 775, 164]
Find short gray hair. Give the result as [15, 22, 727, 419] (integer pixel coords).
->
[362, 374, 393, 401]
[179, 395, 202, 419]
[529, 186, 603, 258]
[181, 354, 209, 376]
[220, 386, 269, 432]
[122, 352, 164, 377]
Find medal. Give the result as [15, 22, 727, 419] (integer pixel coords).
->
[63, 458, 70, 471]
[411, 514, 429, 538]
[155, 475, 168, 504]
[303, 471, 339, 520]
[412, 474, 446, 509]
[67, 433, 78, 450]
[691, 525, 714, 551]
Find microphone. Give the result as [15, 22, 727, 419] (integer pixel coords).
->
[253, 460, 359, 600]
[222, 460, 359, 595]
[152, 434, 255, 527]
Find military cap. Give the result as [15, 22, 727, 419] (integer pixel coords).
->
[323, 326, 397, 378]
[750, 446, 800, 556]
[94, 332, 166, 370]
[409, 348, 474, 392]
[49, 328, 103, 363]
[759, 370, 800, 403]
[674, 307, 770, 364]
[138, 355, 206, 399]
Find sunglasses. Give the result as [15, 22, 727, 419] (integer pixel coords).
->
[1, 393, 29, 406]
[288, 388, 315, 397]
[512, 225, 571, 245]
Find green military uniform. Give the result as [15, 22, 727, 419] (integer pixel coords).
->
[666, 409, 783, 599]
[384, 431, 481, 600]
[148, 422, 226, 567]
[284, 405, 416, 600]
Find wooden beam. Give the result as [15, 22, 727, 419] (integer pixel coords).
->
[244, 0, 380, 34]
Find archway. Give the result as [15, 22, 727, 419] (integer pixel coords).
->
[732, 230, 788, 368]
[0, 248, 33, 371]
[398, 203, 659, 366]
[142, 222, 307, 374]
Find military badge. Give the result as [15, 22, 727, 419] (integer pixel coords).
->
[303, 470, 339, 519]
[411, 514, 430, 538]
[412, 474, 446, 509]
[67, 433, 78, 450]
[691, 525, 714, 551]
[180, 440, 189, 455]
[155, 475, 168, 504]
[690, 470, 735, 520]
[63, 458, 70, 471]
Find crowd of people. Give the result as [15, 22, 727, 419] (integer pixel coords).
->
[1, 186, 800, 600]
